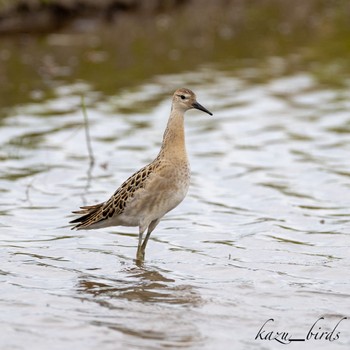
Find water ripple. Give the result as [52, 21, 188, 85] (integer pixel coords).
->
[1, 65, 350, 349]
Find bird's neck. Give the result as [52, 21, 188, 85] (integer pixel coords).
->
[159, 108, 187, 160]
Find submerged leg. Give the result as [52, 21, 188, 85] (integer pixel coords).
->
[140, 219, 160, 257]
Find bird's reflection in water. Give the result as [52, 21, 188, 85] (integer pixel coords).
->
[77, 266, 202, 305]
[76, 265, 203, 347]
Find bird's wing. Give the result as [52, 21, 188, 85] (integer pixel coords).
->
[70, 159, 161, 229]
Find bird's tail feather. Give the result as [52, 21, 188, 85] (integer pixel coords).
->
[69, 202, 105, 230]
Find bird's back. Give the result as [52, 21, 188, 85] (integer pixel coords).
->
[70, 155, 190, 230]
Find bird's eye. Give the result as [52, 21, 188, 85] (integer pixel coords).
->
[180, 95, 186, 100]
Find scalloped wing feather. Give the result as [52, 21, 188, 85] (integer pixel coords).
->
[70, 159, 161, 230]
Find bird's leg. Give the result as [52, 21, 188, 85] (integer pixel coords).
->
[140, 219, 160, 258]
[136, 226, 145, 262]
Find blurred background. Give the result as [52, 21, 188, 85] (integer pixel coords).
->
[1, 0, 350, 108]
[1, 1, 350, 350]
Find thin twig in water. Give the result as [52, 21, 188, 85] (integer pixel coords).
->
[81, 95, 95, 167]
[81, 95, 95, 205]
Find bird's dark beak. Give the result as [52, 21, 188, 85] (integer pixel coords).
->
[192, 101, 213, 116]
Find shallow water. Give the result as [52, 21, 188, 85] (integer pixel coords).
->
[1, 59, 350, 349]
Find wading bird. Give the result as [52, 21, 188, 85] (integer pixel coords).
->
[70, 88, 212, 262]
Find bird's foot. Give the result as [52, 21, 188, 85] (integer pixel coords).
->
[135, 248, 145, 266]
